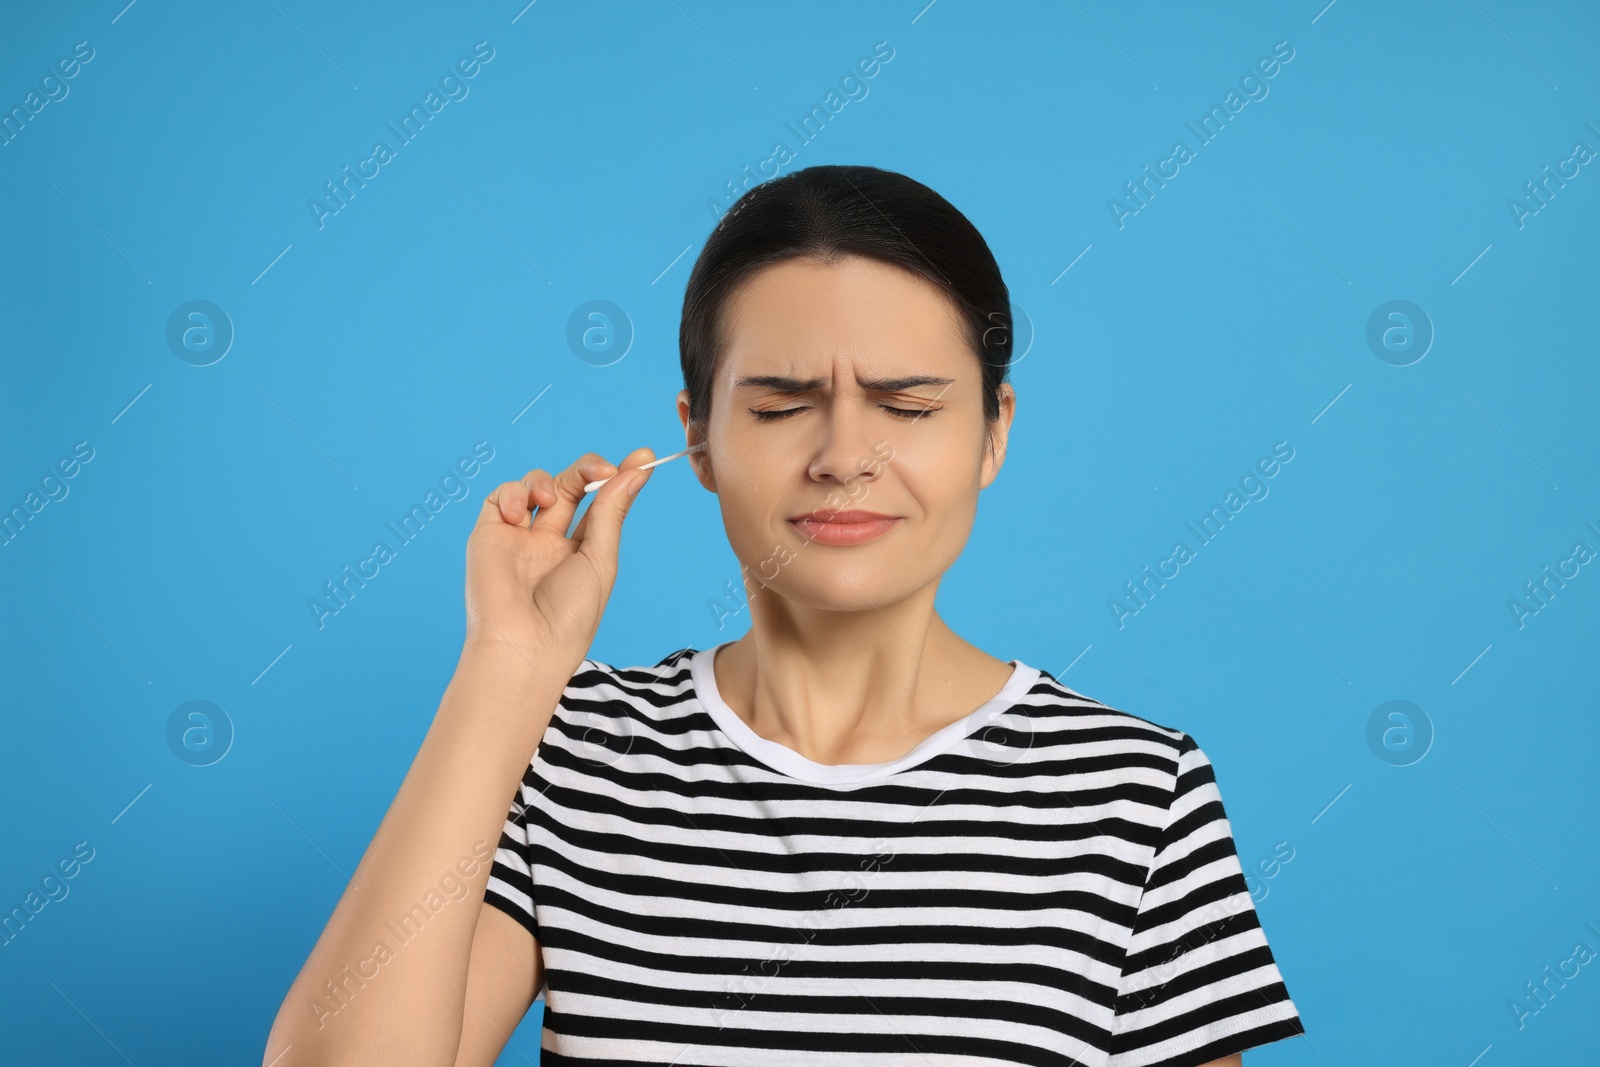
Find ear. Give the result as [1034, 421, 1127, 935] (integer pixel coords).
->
[979, 383, 1015, 490]
[676, 389, 718, 492]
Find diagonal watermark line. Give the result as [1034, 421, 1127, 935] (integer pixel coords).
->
[45, 177, 152, 284]
[1298, 1033, 1342, 1066]
[511, 0, 539, 23]
[254, 782, 351, 882]
[1311, 0, 1338, 23]
[1451, 243, 1491, 285]
[252, 644, 293, 685]
[445, 176, 551, 283]
[112, 783, 152, 824]
[1311, 383, 1351, 424]
[910, 0, 939, 23]
[1057, 644, 1092, 676]
[512, 383, 553, 425]
[1451, 781, 1559, 890]
[664, 0, 758, 89]
[44, 576, 152, 684]
[1464, 0, 1558, 89]
[1244, 576, 1352, 684]
[45, 978, 138, 1065]
[1051, 244, 1093, 284]
[111, 0, 139, 24]
[652, 243, 694, 285]
[1064, 0, 1158, 89]
[1244, 176, 1352, 285]
[1311, 782, 1351, 824]
[1451, 383, 1557, 490]
[252, 243, 292, 285]
[1051, 383, 1159, 489]
[251, 382, 359, 489]
[264, 0, 359, 90]
[1451, 644, 1491, 685]
[112, 383, 152, 424]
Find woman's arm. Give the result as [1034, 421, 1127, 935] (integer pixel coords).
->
[262, 450, 656, 1065]
[262, 641, 561, 1065]
[450, 901, 546, 1066]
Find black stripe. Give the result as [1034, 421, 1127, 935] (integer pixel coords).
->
[483, 653, 1304, 1064]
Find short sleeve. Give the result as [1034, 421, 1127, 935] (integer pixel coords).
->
[482, 656, 602, 943]
[482, 759, 541, 941]
[1106, 733, 1305, 1067]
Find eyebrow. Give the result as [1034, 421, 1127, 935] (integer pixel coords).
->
[732, 373, 956, 393]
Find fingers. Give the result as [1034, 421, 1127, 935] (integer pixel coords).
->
[571, 446, 655, 543]
[573, 447, 655, 567]
[532, 453, 621, 537]
[477, 454, 617, 532]
[477, 478, 535, 529]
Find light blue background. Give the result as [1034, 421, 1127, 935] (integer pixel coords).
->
[3, 1, 1597, 1063]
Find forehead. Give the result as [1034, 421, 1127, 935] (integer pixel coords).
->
[719, 255, 972, 374]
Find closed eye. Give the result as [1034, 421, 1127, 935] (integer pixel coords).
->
[751, 404, 937, 421]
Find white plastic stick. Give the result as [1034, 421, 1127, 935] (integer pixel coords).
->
[583, 442, 707, 492]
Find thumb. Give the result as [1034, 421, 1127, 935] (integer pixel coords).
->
[574, 465, 650, 567]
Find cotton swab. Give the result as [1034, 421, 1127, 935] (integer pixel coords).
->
[583, 443, 707, 493]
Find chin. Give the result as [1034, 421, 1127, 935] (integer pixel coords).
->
[776, 566, 922, 613]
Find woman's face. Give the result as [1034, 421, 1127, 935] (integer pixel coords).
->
[676, 253, 1015, 612]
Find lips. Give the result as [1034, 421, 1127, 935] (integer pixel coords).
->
[790, 509, 894, 524]
[786, 509, 900, 546]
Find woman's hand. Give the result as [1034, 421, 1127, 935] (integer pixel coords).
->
[462, 448, 656, 671]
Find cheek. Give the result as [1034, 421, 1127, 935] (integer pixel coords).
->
[712, 456, 787, 550]
[878, 433, 974, 499]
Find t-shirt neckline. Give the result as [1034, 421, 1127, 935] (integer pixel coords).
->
[688, 643, 1042, 786]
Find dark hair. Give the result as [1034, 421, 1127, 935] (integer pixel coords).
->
[678, 164, 1013, 434]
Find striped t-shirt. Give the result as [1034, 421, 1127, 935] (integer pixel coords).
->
[485, 645, 1304, 1066]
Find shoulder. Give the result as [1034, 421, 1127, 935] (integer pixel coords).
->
[560, 646, 697, 685]
[548, 648, 701, 722]
[1010, 668, 1233, 841]
[1018, 667, 1203, 773]
[1017, 673, 1241, 864]
[526, 650, 704, 775]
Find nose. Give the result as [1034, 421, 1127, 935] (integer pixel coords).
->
[805, 389, 886, 488]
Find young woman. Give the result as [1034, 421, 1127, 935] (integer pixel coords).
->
[266, 165, 1304, 1066]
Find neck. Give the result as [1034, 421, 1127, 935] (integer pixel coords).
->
[711, 604, 1010, 766]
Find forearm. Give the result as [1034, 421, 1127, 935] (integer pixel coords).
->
[265, 642, 567, 1065]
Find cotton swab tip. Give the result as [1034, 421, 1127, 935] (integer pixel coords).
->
[583, 442, 707, 493]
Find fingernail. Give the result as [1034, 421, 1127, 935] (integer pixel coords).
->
[626, 472, 645, 498]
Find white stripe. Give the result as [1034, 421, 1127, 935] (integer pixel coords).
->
[482, 651, 1303, 1064]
